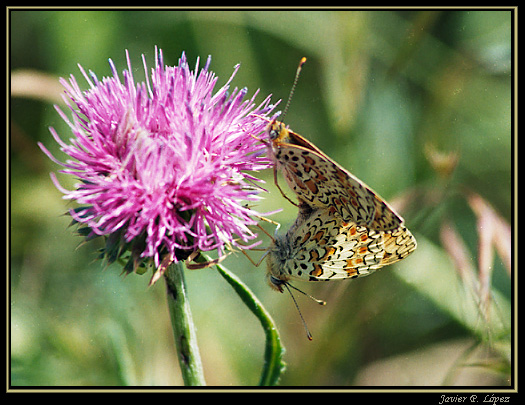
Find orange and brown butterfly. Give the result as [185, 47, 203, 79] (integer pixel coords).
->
[265, 57, 405, 233]
[265, 204, 416, 292]
[261, 201, 416, 340]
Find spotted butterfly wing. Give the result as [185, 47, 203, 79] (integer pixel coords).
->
[380, 225, 417, 266]
[266, 121, 403, 232]
[266, 205, 416, 292]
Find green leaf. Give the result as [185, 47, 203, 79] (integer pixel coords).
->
[200, 253, 286, 386]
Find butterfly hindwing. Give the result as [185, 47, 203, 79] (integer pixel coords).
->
[379, 225, 417, 266]
[266, 206, 415, 287]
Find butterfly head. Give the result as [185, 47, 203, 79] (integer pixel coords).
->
[268, 274, 288, 293]
[265, 244, 290, 292]
[266, 120, 290, 144]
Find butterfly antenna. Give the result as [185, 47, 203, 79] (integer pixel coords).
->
[283, 283, 314, 341]
[281, 57, 307, 122]
[287, 282, 326, 306]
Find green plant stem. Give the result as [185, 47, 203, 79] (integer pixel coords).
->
[205, 255, 286, 386]
[164, 261, 206, 386]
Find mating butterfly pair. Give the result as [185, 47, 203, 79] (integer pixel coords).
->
[264, 119, 417, 294]
[261, 56, 416, 297]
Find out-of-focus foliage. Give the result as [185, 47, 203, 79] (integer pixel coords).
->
[10, 9, 513, 387]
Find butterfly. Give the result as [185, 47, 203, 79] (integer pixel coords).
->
[266, 204, 417, 292]
[266, 120, 404, 232]
[257, 58, 417, 338]
[263, 58, 404, 232]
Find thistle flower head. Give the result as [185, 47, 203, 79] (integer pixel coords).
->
[39, 48, 275, 274]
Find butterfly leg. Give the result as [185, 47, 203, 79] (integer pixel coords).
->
[274, 165, 299, 207]
[148, 252, 175, 286]
[185, 250, 231, 270]
[239, 246, 271, 268]
[239, 219, 280, 267]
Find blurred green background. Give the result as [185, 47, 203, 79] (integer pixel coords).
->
[10, 9, 513, 387]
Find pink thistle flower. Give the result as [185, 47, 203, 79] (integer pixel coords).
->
[39, 48, 276, 274]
